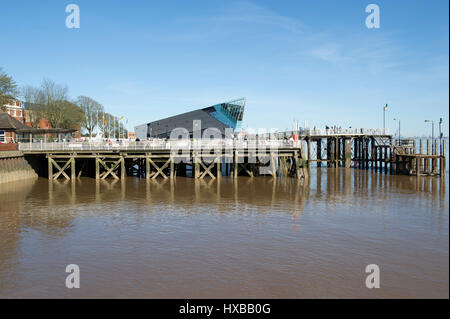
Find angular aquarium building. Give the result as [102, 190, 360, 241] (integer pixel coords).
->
[135, 98, 245, 139]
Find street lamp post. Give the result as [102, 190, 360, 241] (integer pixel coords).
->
[383, 104, 388, 134]
[393, 118, 401, 145]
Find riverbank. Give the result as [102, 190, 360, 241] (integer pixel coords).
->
[0, 151, 38, 184]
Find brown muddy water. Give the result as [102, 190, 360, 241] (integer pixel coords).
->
[0, 168, 448, 298]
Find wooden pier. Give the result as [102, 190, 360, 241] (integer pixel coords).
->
[37, 148, 307, 181]
[18, 132, 446, 181]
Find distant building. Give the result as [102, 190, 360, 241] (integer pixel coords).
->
[135, 98, 246, 139]
[23, 103, 81, 138]
[127, 132, 136, 139]
[1, 100, 81, 140]
[0, 112, 29, 143]
[2, 99, 25, 122]
[22, 102, 50, 129]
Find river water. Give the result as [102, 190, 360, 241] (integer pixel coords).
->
[0, 168, 448, 298]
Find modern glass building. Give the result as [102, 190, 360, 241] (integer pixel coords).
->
[135, 98, 246, 139]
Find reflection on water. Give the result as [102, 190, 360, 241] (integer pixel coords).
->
[0, 168, 448, 298]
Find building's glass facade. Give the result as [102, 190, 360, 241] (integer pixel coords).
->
[135, 98, 246, 139]
[209, 98, 245, 130]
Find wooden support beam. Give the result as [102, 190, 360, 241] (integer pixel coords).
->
[307, 138, 311, 168]
[145, 155, 150, 179]
[98, 158, 121, 180]
[317, 139, 322, 167]
[270, 154, 277, 178]
[170, 157, 174, 179]
[95, 157, 100, 179]
[217, 159, 221, 178]
[121, 157, 125, 179]
[48, 156, 53, 180]
[293, 152, 302, 179]
[234, 151, 238, 178]
[198, 157, 218, 179]
[71, 157, 76, 180]
[49, 157, 71, 180]
[416, 157, 420, 176]
[148, 157, 170, 179]
[441, 140, 446, 178]
[344, 138, 351, 168]
[433, 141, 438, 175]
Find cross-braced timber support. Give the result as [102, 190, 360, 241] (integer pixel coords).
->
[47, 155, 75, 180]
[145, 156, 174, 179]
[95, 156, 125, 180]
[194, 154, 221, 179]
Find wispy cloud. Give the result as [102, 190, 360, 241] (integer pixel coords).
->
[186, 1, 306, 34]
[308, 44, 347, 63]
[144, 1, 306, 43]
[303, 32, 409, 75]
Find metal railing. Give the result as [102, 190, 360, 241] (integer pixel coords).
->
[255, 128, 390, 139]
[19, 139, 304, 152]
[305, 128, 390, 136]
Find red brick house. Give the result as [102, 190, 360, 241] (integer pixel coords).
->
[0, 112, 29, 144]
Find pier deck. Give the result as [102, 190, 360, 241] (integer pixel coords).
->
[17, 130, 446, 180]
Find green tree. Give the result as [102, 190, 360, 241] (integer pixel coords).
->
[61, 100, 85, 129]
[0, 67, 18, 111]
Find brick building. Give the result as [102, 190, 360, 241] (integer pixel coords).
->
[2, 99, 82, 140]
[2, 99, 25, 123]
[0, 112, 29, 144]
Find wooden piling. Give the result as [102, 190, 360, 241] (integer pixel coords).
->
[345, 138, 351, 168]
[145, 155, 150, 179]
[307, 137, 311, 168]
[71, 157, 75, 180]
[121, 157, 125, 179]
[48, 156, 53, 180]
[317, 139, 322, 167]
[95, 157, 99, 179]
[233, 151, 238, 178]
[441, 139, 446, 178]
[433, 141, 438, 174]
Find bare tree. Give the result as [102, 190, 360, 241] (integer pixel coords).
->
[39, 78, 69, 128]
[21, 85, 44, 127]
[100, 111, 112, 138]
[77, 96, 104, 137]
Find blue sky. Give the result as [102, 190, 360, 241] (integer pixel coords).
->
[1, 0, 448, 136]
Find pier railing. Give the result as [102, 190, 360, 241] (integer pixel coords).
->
[257, 128, 390, 138]
[253, 128, 391, 140]
[306, 128, 390, 136]
[18, 139, 304, 152]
